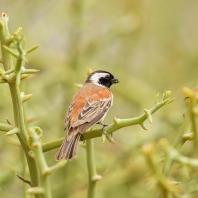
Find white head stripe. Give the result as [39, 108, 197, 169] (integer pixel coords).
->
[90, 72, 108, 83]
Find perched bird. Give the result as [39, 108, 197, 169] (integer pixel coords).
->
[55, 70, 119, 160]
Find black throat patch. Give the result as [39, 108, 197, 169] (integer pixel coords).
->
[98, 76, 113, 88]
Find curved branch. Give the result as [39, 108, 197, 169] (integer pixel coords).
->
[42, 93, 174, 153]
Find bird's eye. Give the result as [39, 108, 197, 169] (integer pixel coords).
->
[106, 75, 110, 80]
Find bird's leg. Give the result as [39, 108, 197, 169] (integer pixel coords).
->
[97, 122, 108, 134]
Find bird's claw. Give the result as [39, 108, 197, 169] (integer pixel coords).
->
[97, 122, 108, 134]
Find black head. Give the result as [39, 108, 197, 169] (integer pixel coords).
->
[86, 70, 119, 88]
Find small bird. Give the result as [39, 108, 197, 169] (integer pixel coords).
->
[55, 70, 119, 160]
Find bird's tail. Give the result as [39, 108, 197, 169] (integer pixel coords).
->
[55, 132, 81, 160]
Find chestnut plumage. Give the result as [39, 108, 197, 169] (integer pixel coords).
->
[55, 70, 119, 160]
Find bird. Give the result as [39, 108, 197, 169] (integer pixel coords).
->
[55, 70, 119, 160]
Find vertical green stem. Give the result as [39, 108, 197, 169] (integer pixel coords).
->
[86, 139, 100, 198]
[30, 131, 52, 198]
[154, 102, 192, 198]
[22, 151, 29, 198]
[28, 129, 66, 198]
[0, 13, 39, 197]
[190, 98, 198, 158]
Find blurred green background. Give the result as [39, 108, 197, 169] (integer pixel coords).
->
[0, 0, 198, 197]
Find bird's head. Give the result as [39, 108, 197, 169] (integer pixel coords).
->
[86, 70, 119, 88]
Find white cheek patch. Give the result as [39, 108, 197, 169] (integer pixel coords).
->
[90, 73, 107, 84]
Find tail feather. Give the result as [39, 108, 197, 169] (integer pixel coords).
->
[55, 133, 81, 160]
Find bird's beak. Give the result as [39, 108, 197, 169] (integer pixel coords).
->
[111, 78, 119, 84]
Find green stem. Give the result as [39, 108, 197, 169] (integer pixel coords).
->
[167, 147, 198, 167]
[42, 96, 174, 152]
[190, 98, 198, 158]
[154, 102, 192, 198]
[29, 131, 52, 198]
[0, 13, 39, 196]
[142, 143, 181, 197]
[9, 55, 39, 190]
[29, 130, 66, 198]
[86, 139, 101, 198]
[42, 138, 63, 153]
[22, 151, 29, 198]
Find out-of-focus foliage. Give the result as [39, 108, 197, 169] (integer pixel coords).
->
[0, 0, 198, 198]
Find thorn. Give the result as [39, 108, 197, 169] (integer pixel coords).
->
[184, 97, 189, 101]
[42, 167, 51, 176]
[22, 93, 33, 103]
[140, 123, 148, 130]
[162, 90, 172, 101]
[101, 169, 109, 176]
[165, 90, 172, 97]
[3, 45, 19, 58]
[183, 132, 194, 141]
[22, 55, 28, 62]
[46, 160, 67, 175]
[32, 126, 43, 139]
[0, 12, 9, 19]
[22, 69, 40, 74]
[144, 109, 152, 123]
[32, 142, 39, 148]
[26, 45, 39, 54]
[162, 91, 166, 101]
[16, 173, 32, 186]
[6, 118, 12, 125]
[155, 93, 159, 104]
[87, 67, 93, 76]
[13, 27, 23, 36]
[113, 116, 119, 124]
[21, 74, 31, 80]
[74, 83, 83, 88]
[6, 127, 19, 136]
[106, 134, 116, 144]
[92, 175, 102, 182]
[5, 68, 14, 74]
[27, 187, 44, 195]
[164, 98, 175, 105]
[101, 133, 106, 143]
[168, 180, 181, 185]
[28, 150, 35, 158]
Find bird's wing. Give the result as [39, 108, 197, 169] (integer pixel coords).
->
[64, 102, 74, 130]
[65, 98, 112, 141]
[74, 98, 112, 127]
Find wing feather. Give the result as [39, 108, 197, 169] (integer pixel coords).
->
[64, 102, 74, 130]
[77, 99, 112, 133]
[72, 98, 112, 128]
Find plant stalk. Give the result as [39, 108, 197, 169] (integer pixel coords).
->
[86, 139, 101, 198]
[0, 12, 40, 197]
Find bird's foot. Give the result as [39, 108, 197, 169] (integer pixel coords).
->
[96, 122, 108, 134]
